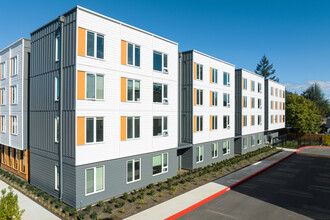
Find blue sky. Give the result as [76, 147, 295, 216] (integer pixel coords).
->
[1, 0, 329, 98]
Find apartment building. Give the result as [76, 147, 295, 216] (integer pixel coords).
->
[30, 6, 178, 208]
[179, 50, 235, 170]
[234, 69, 265, 154]
[264, 79, 286, 143]
[0, 38, 30, 181]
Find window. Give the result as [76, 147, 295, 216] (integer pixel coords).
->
[13, 149, 18, 169]
[271, 115, 274, 124]
[243, 78, 247, 90]
[251, 98, 255, 108]
[212, 143, 218, 158]
[10, 85, 17, 104]
[222, 141, 230, 155]
[223, 93, 230, 107]
[275, 88, 278, 97]
[251, 115, 255, 126]
[0, 116, 5, 132]
[8, 148, 11, 166]
[55, 76, 60, 101]
[1, 62, 5, 79]
[2, 147, 6, 164]
[153, 153, 168, 175]
[258, 115, 262, 125]
[196, 63, 203, 80]
[127, 43, 140, 67]
[251, 135, 255, 146]
[127, 79, 140, 102]
[11, 57, 17, 76]
[243, 96, 247, 108]
[153, 116, 168, 136]
[251, 81, 255, 92]
[127, 116, 140, 139]
[271, 101, 274, 110]
[258, 98, 262, 109]
[211, 91, 217, 106]
[86, 31, 104, 59]
[275, 101, 278, 110]
[86, 73, 104, 100]
[11, 116, 17, 134]
[196, 89, 203, 105]
[258, 83, 262, 93]
[86, 117, 104, 143]
[86, 166, 104, 195]
[55, 165, 59, 190]
[243, 137, 248, 149]
[257, 134, 262, 144]
[0, 88, 5, 105]
[223, 115, 230, 129]
[153, 51, 168, 73]
[196, 146, 204, 163]
[153, 83, 168, 103]
[275, 115, 278, 123]
[211, 116, 218, 130]
[211, 68, 218, 83]
[196, 116, 203, 132]
[55, 35, 61, 61]
[223, 72, 230, 86]
[243, 115, 247, 127]
[127, 159, 141, 183]
[21, 151, 25, 172]
[55, 117, 59, 143]
[271, 87, 274, 96]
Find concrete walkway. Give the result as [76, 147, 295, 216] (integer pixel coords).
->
[126, 150, 294, 220]
[0, 180, 60, 220]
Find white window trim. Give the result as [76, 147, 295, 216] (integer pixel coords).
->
[153, 116, 168, 137]
[85, 117, 105, 144]
[243, 78, 247, 90]
[10, 115, 18, 135]
[211, 68, 218, 84]
[223, 140, 230, 155]
[251, 115, 255, 126]
[85, 165, 105, 196]
[196, 116, 203, 132]
[85, 73, 105, 101]
[85, 30, 104, 59]
[55, 164, 59, 191]
[0, 88, 5, 105]
[211, 91, 217, 106]
[212, 143, 218, 159]
[196, 146, 204, 163]
[196, 89, 203, 106]
[0, 115, 5, 133]
[223, 93, 230, 107]
[223, 72, 230, 86]
[152, 153, 168, 176]
[223, 115, 230, 129]
[126, 42, 140, 67]
[153, 50, 168, 73]
[55, 76, 59, 101]
[55, 117, 59, 143]
[11, 85, 18, 104]
[243, 137, 248, 149]
[258, 83, 262, 93]
[55, 35, 60, 62]
[251, 136, 256, 147]
[196, 63, 203, 81]
[211, 116, 218, 131]
[126, 158, 141, 184]
[126, 78, 140, 102]
[1, 62, 6, 79]
[153, 83, 168, 104]
[11, 57, 18, 76]
[126, 116, 140, 140]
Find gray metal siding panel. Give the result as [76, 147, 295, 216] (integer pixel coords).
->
[181, 148, 193, 170]
[240, 132, 265, 154]
[235, 69, 242, 136]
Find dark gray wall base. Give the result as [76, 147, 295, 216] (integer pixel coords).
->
[235, 132, 265, 154]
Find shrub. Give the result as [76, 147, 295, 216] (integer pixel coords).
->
[148, 189, 155, 196]
[103, 205, 112, 214]
[147, 183, 155, 189]
[157, 181, 163, 187]
[122, 192, 128, 200]
[70, 208, 77, 216]
[90, 211, 97, 219]
[50, 198, 57, 204]
[85, 205, 92, 213]
[63, 205, 70, 213]
[137, 204, 142, 209]
[158, 192, 163, 197]
[55, 200, 63, 208]
[180, 179, 186, 184]
[97, 200, 105, 207]
[43, 194, 50, 201]
[137, 194, 144, 200]
[116, 200, 125, 208]
[120, 208, 126, 213]
[0, 186, 25, 219]
[159, 185, 166, 191]
[77, 212, 86, 220]
[110, 197, 117, 203]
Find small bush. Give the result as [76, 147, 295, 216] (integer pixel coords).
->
[120, 208, 126, 213]
[63, 205, 70, 213]
[116, 200, 125, 208]
[55, 200, 63, 208]
[103, 206, 112, 214]
[157, 181, 163, 187]
[122, 192, 128, 200]
[85, 205, 92, 213]
[110, 197, 117, 203]
[90, 211, 98, 219]
[137, 194, 144, 200]
[43, 194, 50, 201]
[137, 204, 142, 209]
[180, 179, 186, 184]
[77, 212, 86, 220]
[130, 195, 137, 203]
[97, 200, 105, 207]
[158, 192, 163, 197]
[147, 183, 155, 189]
[50, 198, 57, 204]
[148, 189, 155, 196]
[70, 208, 77, 216]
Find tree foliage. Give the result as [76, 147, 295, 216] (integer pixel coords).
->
[0, 186, 25, 220]
[301, 83, 330, 116]
[255, 55, 279, 82]
[286, 93, 322, 134]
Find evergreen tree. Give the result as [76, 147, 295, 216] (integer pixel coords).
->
[0, 186, 25, 220]
[255, 55, 279, 82]
[301, 83, 329, 116]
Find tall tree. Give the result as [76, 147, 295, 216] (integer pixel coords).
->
[301, 83, 329, 116]
[285, 93, 322, 134]
[255, 55, 279, 82]
[0, 186, 25, 220]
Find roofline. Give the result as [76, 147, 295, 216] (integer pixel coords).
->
[0, 38, 30, 54]
[266, 78, 286, 87]
[181, 50, 235, 67]
[236, 68, 265, 79]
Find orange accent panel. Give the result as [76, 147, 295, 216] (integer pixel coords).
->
[210, 67, 212, 83]
[77, 117, 85, 146]
[193, 116, 197, 133]
[121, 77, 127, 102]
[121, 40, 127, 65]
[78, 27, 86, 56]
[242, 78, 244, 90]
[121, 116, 127, 141]
[210, 91, 212, 106]
[242, 116, 244, 127]
[210, 116, 212, 131]
[77, 71, 85, 100]
[193, 63, 197, 80]
[250, 98, 252, 108]
[194, 89, 196, 106]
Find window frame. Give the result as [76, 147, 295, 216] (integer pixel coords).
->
[126, 42, 140, 67]
[126, 158, 141, 184]
[55, 35, 61, 62]
[153, 83, 168, 104]
[152, 153, 168, 176]
[211, 68, 218, 84]
[11, 57, 18, 76]
[153, 116, 168, 137]
[55, 164, 59, 191]
[243, 96, 247, 108]
[223, 72, 230, 86]
[55, 117, 59, 143]
[85, 117, 104, 144]
[196, 146, 204, 163]
[251, 115, 255, 126]
[211, 143, 218, 159]
[196, 63, 203, 80]
[243, 137, 248, 149]
[55, 76, 60, 101]
[243, 78, 247, 90]
[251, 80, 255, 92]
[126, 78, 140, 102]
[243, 115, 247, 127]
[10, 115, 18, 135]
[196, 116, 203, 132]
[257, 134, 262, 145]
[1, 62, 6, 79]
[251, 97, 255, 108]
[222, 140, 230, 155]
[223, 93, 230, 107]
[211, 115, 218, 130]
[85, 165, 105, 196]
[211, 91, 218, 106]
[0, 88, 5, 105]
[258, 98, 262, 109]
[85, 30, 104, 59]
[258, 115, 262, 125]
[127, 116, 140, 140]
[0, 115, 5, 133]
[10, 85, 18, 104]
[153, 50, 168, 73]
[196, 89, 203, 106]
[223, 115, 230, 129]
[258, 83, 262, 93]
[251, 135, 255, 146]
[85, 73, 105, 100]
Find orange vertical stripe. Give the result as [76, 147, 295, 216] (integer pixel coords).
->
[193, 116, 197, 133]
[194, 89, 197, 106]
[77, 117, 85, 146]
[210, 91, 212, 106]
[210, 67, 212, 83]
[193, 62, 197, 80]
[250, 98, 252, 108]
[121, 78, 127, 102]
[121, 116, 127, 141]
[78, 27, 86, 56]
[121, 40, 127, 65]
[242, 116, 244, 127]
[210, 116, 212, 131]
[242, 78, 244, 90]
[77, 71, 85, 100]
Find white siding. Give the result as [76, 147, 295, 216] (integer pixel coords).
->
[268, 80, 285, 131]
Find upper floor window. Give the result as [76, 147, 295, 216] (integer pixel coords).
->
[210, 91, 217, 106]
[196, 146, 204, 163]
[86, 74, 104, 100]
[87, 31, 104, 59]
[153, 51, 168, 73]
[243, 78, 247, 90]
[55, 117, 59, 143]
[275, 115, 278, 123]
[271, 87, 274, 96]
[153, 116, 168, 136]
[223, 115, 230, 129]
[153, 153, 168, 175]
[127, 79, 140, 102]
[271, 115, 274, 124]
[127, 43, 140, 67]
[243, 96, 247, 108]
[196, 116, 203, 132]
[243, 115, 247, 127]
[55, 76, 60, 101]
[275, 88, 278, 97]
[127, 158, 141, 183]
[0, 62, 5, 79]
[211, 68, 218, 83]
[196, 89, 203, 106]
[258, 83, 262, 93]
[11, 57, 17, 76]
[223, 93, 230, 107]
[251, 97, 255, 108]
[223, 72, 230, 86]
[0, 115, 5, 132]
[275, 101, 278, 110]
[0, 88, 5, 105]
[258, 98, 262, 109]
[127, 116, 140, 139]
[210, 115, 218, 130]
[251, 80, 255, 92]
[10, 116, 17, 134]
[271, 101, 274, 110]
[196, 63, 203, 80]
[251, 115, 255, 126]
[55, 35, 61, 61]
[153, 83, 168, 104]
[10, 85, 17, 104]
[258, 115, 262, 125]
[86, 117, 104, 143]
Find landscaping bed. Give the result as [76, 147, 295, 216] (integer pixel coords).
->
[0, 146, 280, 220]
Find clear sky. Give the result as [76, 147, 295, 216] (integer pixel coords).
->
[1, 0, 329, 98]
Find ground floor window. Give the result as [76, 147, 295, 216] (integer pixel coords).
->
[20, 151, 25, 172]
[13, 149, 18, 169]
[8, 148, 12, 166]
[251, 135, 255, 146]
[86, 166, 104, 195]
[153, 153, 168, 175]
[257, 134, 261, 144]
[223, 141, 230, 155]
[243, 137, 248, 149]
[127, 159, 141, 183]
[212, 143, 218, 158]
[196, 146, 204, 163]
[55, 165, 59, 190]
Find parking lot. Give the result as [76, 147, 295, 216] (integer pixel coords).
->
[179, 147, 330, 220]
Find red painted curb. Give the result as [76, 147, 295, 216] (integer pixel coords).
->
[165, 146, 330, 220]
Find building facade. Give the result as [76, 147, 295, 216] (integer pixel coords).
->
[179, 50, 235, 170]
[0, 38, 30, 181]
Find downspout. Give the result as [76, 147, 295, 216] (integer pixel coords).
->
[59, 15, 65, 200]
[178, 52, 182, 144]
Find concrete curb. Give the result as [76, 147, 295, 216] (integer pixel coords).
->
[165, 146, 330, 220]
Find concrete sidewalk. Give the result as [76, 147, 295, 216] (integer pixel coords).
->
[126, 150, 294, 220]
[0, 180, 59, 220]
